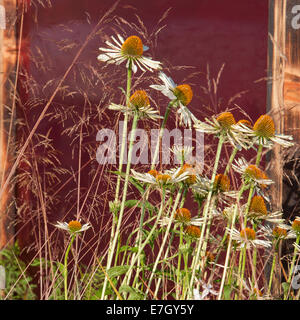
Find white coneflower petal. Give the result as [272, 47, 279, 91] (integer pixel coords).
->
[232, 114, 294, 148]
[55, 220, 91, 235]
[150, 72, 197, 128]
[227, 226, 271, 249]
[98, 34, 161, 73]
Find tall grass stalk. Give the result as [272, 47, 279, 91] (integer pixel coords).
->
[188, 134, 225, 297]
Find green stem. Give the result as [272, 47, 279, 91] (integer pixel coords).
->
[256, 144, 263, 166]
[188, 135, 225, 296]
[103, 64, 132, 299]
[251, 223, 258, 285]
[176, 224, 184, 299]
[285, 234, 300, 300]
[218, 184, 245, 299]
[121, 187, 167, 290]
[101, 110, 139, 299]
[145, 186, 184, 298]
[268, 248, 277, 295]
[239, 246, 247, 299]
[115, 65, 132, 200]
[224, 146, 238, 176]
[64, 235, 76, 300]
[151, 100, 177, 170]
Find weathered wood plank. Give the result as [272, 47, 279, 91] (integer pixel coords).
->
[268, 0, 300, 296]
[0, 0, 17, 250]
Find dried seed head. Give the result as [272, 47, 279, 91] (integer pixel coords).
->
[292, 218, 300, 233]
[244, 165, 269, 188]
[249, 196, 268, 216]
[175, 208, 191, 223]
[173, 84, 193, 106]
[121, 35, 144, 57]
[216, 112, 236, 129]
[68, 220, 82, 233]
[185, 225, 201, 238]
[214, 174, 230, 192]
[253, 115, 275, 138]
[272, 226, 287, 239]
[129, 90, 150, 108]
[240, 228, 256, 240]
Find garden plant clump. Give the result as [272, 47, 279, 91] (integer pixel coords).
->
[0, 3, 299, 301]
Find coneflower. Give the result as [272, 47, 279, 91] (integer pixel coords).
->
[194, 112, 244, 148]
[185, 225, 201, 238]
[214, 173, 230, 192]
[98, 34, 161, 73]
[108, 89, 162, 120]
[232, 114, 294, 148]
[216, 112, 236, 130]
[249, 196, 268, 217]
[175, 208, 191, 223]
[150, 72, 197, 128]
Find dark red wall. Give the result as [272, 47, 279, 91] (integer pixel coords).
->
[18, 0, 269, 254]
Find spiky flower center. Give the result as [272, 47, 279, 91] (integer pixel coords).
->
[156, 174, 172, 183]
[68, 220, 82, 233]
[148, 169, 159, 177]
[240, 228, 256, 240]
[272, 226, 287, 238]
[129, 90, 150, 108]
[249, 196, 268, 216]
[178, 163, 196, 185]
[214, 174, 230, 192]
[185, 225, 201, 238]
[238, 119, 252, 128]
[253, 115, 275, 139]
[175, 208, 191, 223]
[244, 165, 269, 188]
[173, 84, 193, 106]
[292, 218, 300, 233]
[121, 35, 143, 57]
[216, 112, 236, 129]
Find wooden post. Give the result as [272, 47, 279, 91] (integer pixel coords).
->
[0, 0, 17, 250]
[268, 0, 300, 295]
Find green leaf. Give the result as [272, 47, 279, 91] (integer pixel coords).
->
[281, 282, 290, 296]
[107, 265, 130, 279]
[124, 199, 156, 214]
[119, 285, 144, 300]
[109, 171, 145, 194]
[56, 262, 65, 277]
[119, 245, 138, 254]
[223, 284, 232, 300]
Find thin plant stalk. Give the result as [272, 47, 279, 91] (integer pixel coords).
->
[120, 187, 167, 290]
[224, 146, 238, 175]
[218, 184, 245, 299]
[108, 64, 133, 256]
[188, 134, 225, 297]
[176, 224, 184, 299]
[145, 186, 184, 297]
[239, 246, 247, 298]
[285, 234, 300, 300]
[101, 109, 138, 299]
[151, 100, 177, 170]
[64, 234, 76, 300]
[268, 248, 277, 295]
